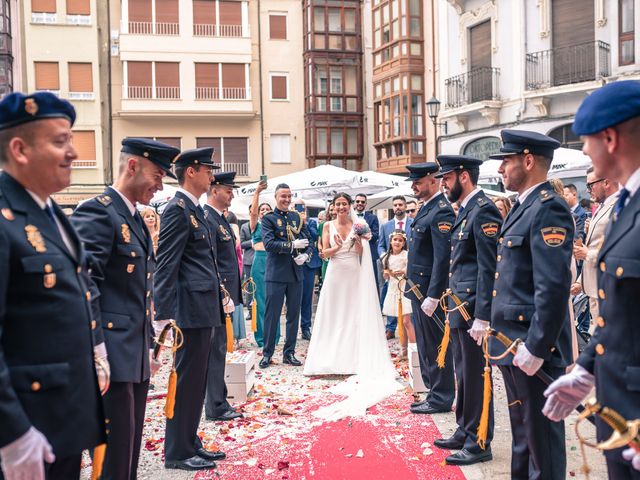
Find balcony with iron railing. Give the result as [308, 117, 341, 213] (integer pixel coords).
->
[526, 40, 610, 90]
[128, 21, 179, 35]
[444, 67, 500, 109]
[193, 24, 247, 38]
[213, 162, 248, 176]
[195, 87, 251, 100]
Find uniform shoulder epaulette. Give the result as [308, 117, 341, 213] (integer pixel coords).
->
[96, 194, 112, 207]
[477, 196, 488, 207]
[539, 189, 553, 203]
[438, 200, 448, 208]
[204, 209, 209, 218]
[176, 198, 186, 209]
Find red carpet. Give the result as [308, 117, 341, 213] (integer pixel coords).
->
[194, 394, 466, 480]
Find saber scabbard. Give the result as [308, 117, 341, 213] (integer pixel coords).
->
[399, 276, 445, 333]
[154, 321, 184, 419]
[484, 328, 595, 425]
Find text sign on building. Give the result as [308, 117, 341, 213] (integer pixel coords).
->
[463, 136, 501, 162]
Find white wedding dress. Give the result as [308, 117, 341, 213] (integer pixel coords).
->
[304, 216, 402, 421]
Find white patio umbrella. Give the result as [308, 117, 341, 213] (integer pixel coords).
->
[367, 184, 416, 210]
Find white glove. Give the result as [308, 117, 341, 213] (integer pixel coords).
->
[542, 364, 595, 421]
[223, 297, 235, 314]
[512, 343, 544, 376]
[0, 427, 55, 480]
[294, 253, 309, 266]
[468, 319, 490, 346]
[292, 238, 309, 250]
[149, 349, 161, 376]
[622, 448, 640, 471]
[420, 297, 438, 317]
[94, 342, 110, 395]
[153, 319, 174, 346]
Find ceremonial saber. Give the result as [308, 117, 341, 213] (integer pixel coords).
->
[401, 276, 445, 333]
[486, 328, 595, 426]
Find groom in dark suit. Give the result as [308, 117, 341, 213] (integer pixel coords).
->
[353, 194, 380, 291]
[260, 184, 311, 369]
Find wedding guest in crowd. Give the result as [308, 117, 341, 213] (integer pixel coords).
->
[319, 202, 335, 282]
[295, 199, 320, 341]
[249, 181, 279, 347]
[378, 196, 413, 339]
[141, 207, 161, 253]
[405, 199, 418, 219]
[380, 230, 415, 360]
[354, 194, 380, 292]
[240, 207, 255, 320]
[492, 197, 512, 219]
[564, 183, 588, 241]
[224, 210, 247, 345]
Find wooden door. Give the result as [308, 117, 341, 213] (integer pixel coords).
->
[469, 21, 491, 102]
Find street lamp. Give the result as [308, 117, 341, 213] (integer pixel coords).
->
[426, 96, 448, 157]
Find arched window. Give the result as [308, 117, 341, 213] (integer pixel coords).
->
[548, 124, 583, 150]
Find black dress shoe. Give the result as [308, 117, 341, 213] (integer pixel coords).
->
[410, 401, 450, 415]
[259, 356, 271, 369]
[206, 410, 243, 421]
[410, 398, 426, 408]
[301, 329, 311, 340]
[165, 455, 216, 470]
[445, 447, 492, 466]
[283, 354, 302, 366]
[196, 448, 226, 461]
[434, 436, 465, 450]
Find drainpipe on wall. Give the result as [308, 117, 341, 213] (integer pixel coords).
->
[515, 0, 527, 123]
[257, 0, 266, 175]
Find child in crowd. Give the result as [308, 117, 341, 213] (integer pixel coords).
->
[381, 229, 416, 359]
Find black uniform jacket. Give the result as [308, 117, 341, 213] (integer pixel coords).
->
[204, 205, 242, 305]
[0, 172, 104, 457]
[448, 190, 502, 328]
[71, 187, 154, 383]
[489, 182, 574, 367]
[154, 191, 224, 328]
[261, 208, 311, 283]
[405, 192, 455, 302]
[577, 187, 640, 450]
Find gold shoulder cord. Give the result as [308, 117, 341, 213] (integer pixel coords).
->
[220, 285, 235, 353]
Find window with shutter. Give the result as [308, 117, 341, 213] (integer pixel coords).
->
[196, 137, 221, 164]
[72, 130, 96, 166]
[156, 0, 179, 34]
[66, 0, 90, 15]
[195, 63, 219, 99]
[193, 0, 216, 36]
[270, 134, 291, 164]
[127, 61, 152, 98]
[223, 138, 248, 164]
[128, 0, 151, 21]
[221, 63, 245, 99]
[269, 14, 287, 40]
[155, 62, 180, 98]
[68, 63, 93, 93]
[218, 1, 241, 36]
[32, 0, 56, 13]
[34, 62, 59, 90]
[270, 74, 287, 100]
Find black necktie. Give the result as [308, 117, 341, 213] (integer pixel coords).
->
[613, 188, 630, 221]
[457, 205, 465, 218]
[133, 211, 147, 238]
[44, 204, 57, 225]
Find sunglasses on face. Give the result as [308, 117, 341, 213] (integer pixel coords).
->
[354, 200, 366, 204]
[586, 179, 604, 191]
[406, 209, 416, 213]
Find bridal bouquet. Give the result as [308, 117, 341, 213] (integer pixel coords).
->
[349, 222, 371, 264]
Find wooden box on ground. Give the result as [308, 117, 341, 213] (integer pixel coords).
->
[408, 349, 427, 393]
[225, 350, 256, 403]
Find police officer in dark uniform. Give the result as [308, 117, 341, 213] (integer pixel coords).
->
[154, 147, 231, 471]
[70, 138, 179, 479]
[204, 171, 243, 422]
[489, 130, 573, 480]
[0, 92, 105, 480]
[434, 155, 502, 465]
[543, 80, 640, 478]
[404, 163, 456, 414]
[259, 183, 311, 369]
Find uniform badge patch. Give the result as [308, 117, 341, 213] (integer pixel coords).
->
[25, 225, 46, 252]
[176, 198, 186, 209]
[25, 98, 38, 116]
[438, 222, 452, 233]
[541, 226, 567, 247]
[218, 225, 232, 241]
[121, 224, 131, 243]
[96, 195, 112, 206]
[1, 208, 14, 221]
[190, 215, 199, 228]
[481, 222, 499, 237]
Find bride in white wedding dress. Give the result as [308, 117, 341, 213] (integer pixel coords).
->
[304, 193, 402, 421]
